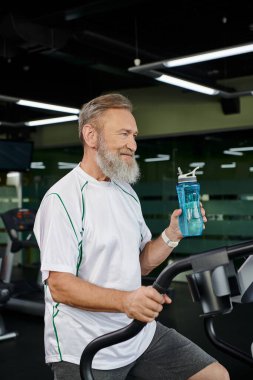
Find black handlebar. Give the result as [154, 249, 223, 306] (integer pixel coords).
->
[80, 240, 253, 380]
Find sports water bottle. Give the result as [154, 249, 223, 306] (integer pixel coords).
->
[176, 167, 203, 237]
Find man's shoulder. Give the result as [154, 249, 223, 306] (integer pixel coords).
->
[39, 166, 86, 216]
[46, 165, 90, 196]
[46, 167, 78, 195]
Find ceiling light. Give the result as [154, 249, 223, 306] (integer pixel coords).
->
[25, 115, 78, 126]
[58, 162, 77, 169]
[144, 154, 170, 162]
[229, 147, 253, 152]
[189, 162, 206, 168]
[128, 42, 253, 97]
[223, 150, 243, 156]
[17, 99, 80, 114]
[155, 74, 219, 95]
[157, 154, 170, 158]
[164, 43, 253, 67]
[31, 162, 46, 169]
[221, 162, 236, 168]
[144, 158, 169, 162]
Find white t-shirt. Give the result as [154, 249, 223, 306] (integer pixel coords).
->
[34, 165, 156, 369]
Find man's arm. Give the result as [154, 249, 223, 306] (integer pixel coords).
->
[140, 209, 183, 276]
[140, 206, 207, 275]
[47, 271, 171, 322]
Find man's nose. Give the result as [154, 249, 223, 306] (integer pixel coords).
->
[126, 136, 137, 152]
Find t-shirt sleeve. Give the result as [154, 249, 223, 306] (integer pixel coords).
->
[34, 193, 81, 282]
[139, 212, 152, 251]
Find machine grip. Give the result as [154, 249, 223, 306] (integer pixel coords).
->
[79, 240, 253, 380]
[80, 319, 146, 380]
[79, 258, 192, 380]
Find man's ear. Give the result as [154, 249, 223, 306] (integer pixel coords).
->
[82, 124, 98, 148]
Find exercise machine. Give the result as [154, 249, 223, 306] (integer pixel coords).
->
[0, 208, 44, 317]
[0, 253, 17, 341]
[79, 240, 253, 380]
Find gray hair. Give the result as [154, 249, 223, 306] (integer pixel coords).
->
[78, 93, 133, 143]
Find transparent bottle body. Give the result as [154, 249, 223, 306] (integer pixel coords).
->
[176, 181, 203, 237]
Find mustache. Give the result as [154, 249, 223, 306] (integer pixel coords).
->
[119, 149, 134, 156]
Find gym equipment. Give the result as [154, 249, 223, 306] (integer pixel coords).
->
[0, 208, 44, 317]
[0, 263, 18, 341]
[79, 240, 253, 380]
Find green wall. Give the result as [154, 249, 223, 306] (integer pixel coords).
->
[33, 80, 253, 148]
[123, 85, 253, 136]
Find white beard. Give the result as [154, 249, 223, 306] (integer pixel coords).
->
[96, 134, 140, 184]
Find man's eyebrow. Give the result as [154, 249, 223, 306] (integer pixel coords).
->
[118, 128, 138, 135]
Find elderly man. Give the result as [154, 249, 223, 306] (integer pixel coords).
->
[34, 93, 229, 380]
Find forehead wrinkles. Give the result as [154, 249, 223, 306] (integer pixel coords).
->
[103, 109, 137, 132]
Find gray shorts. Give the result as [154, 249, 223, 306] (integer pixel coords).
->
[51, 322, 216, 380]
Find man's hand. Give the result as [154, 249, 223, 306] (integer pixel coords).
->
[165, 204, 207, 240]
[164, 209, 183, 242]
[200, 202, 207, 227]
[122, 286, 172, 322]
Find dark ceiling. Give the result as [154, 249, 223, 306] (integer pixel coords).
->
[1, 0, 253, 133]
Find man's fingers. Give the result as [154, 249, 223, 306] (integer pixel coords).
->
[163, 294, 172, 304]
[171, 208, 182, 218]
[147, 286, 166, 304]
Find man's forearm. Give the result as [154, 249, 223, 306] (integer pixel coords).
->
[47, 271, 128, 313]
[139, 236, 174, 276]
[140, 212, 183, 276]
